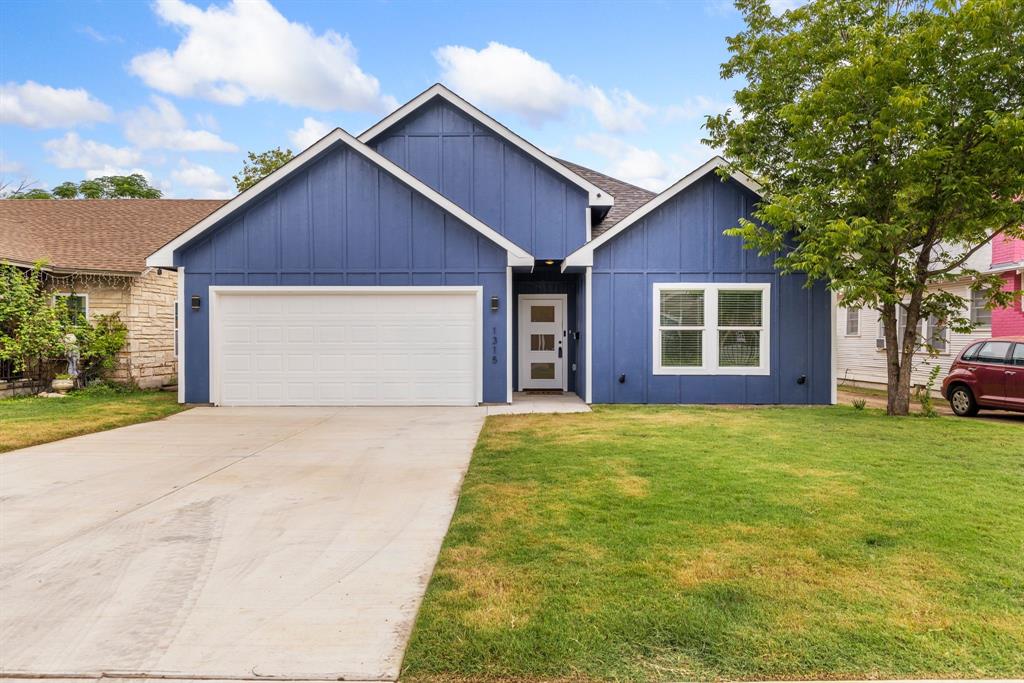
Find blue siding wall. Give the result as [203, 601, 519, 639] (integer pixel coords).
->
[592, 174, 831, 404]
[370, 98, 589, 260]
[177, 143, 508, 404]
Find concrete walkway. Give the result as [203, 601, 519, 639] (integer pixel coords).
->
[0, 406, 484, 681]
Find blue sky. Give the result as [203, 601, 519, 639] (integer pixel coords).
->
[0, 0, 762, 198]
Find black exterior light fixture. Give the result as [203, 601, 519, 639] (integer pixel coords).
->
[191, 295, 201, 311]
[490, 295, 500, 312]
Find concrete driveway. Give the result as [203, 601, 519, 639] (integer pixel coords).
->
[0, 406, 484, 681]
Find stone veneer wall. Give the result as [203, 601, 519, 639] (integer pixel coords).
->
[45, 269, 178, 388]
[124, 268, 178, 389]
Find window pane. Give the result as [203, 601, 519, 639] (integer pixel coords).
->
[661, 330, 702, 367]
[971, 290, 992, 326]
[846, 307, 860, 335]
[1012, 344, 1024, 367]
[719, 330, 761, 367]
[718, 290, 762, 327]
[530, 305, 555, 323]
[961, 342, 982, 361]
[928, 316, 947, 352]
[977, 341, 1011, 364]
[530, 362, 555, 379]
[530, 334, 555, 351]
[58, 295, 87, 323]
[660, 290, 703, 326]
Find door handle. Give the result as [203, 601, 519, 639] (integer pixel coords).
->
[1007, 371, 1017, 376]
[558, 346, 563, 359]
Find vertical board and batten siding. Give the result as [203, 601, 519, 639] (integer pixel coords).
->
[591, 174, 832, 404]
[176, 143, 508, 404]
[369, 97, 589, 261]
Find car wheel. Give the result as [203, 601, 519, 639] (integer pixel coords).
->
[949, 385, 979, 417]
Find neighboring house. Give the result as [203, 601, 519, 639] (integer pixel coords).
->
[147, 84, 834, 407]
[990, 233, 1024, 336]
[836, 236, 1024, 391]
[0, 199, 225, 391]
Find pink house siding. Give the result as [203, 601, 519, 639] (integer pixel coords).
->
[990, 234, 1024, 336]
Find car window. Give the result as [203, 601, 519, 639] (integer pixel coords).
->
[1012, 343, 1024, 367]
[961, 343, 983, 361]
[976, 341, 1012, 364]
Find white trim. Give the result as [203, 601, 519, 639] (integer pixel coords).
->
[505, 266, 513, 404]
[517, 293, 568, 391]
[830, 290, 838, 405]
[147, 126, 534, 268]
[52, 292, 89, 319]
[585, 266, 593, 404]
[652, 282, 771, 376]
[986, 260, 1024, 274]
[564, 156, 761, 268]
[207, 286, 484, 406]
[177, 267, 185, 404]
[358, 84, 613, 209]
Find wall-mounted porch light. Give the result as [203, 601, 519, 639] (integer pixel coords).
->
[490, 295, 500, 312]
[191, 295, 201, 311]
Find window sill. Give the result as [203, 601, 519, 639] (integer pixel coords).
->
[654, 366, 771, 376]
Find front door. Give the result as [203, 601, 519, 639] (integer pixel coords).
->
[519, 295, 566, 390]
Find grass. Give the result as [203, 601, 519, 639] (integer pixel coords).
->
[0, 384, 188, 453]
[403, 405, 1024, 681]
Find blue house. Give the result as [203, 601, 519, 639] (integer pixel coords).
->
[148, 84, 835, 407]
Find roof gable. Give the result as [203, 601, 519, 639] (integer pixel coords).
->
[358, 84, 614, 209]
[563, 157, 761, 268]
[147, 127, 534, 268]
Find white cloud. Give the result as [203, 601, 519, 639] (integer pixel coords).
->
[434, 42, 653, 132]
[44, 132, 141, 172]
[130, 0, 394, 112]
[124, 96, 236, 152]
[664, 95, 733, 122]
[575, 134, 718, 192]
[767, 0, 802, 14]
[585, 87, 654, 134]
[288, 117, 333, 150]
[0, 81, 112, 128]
[170, 158, 232, 198]
[83, 165, 153, 181]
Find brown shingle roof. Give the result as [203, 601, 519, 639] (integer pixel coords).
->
[556, 159, 657, 238]
[0, 199, 226, 273]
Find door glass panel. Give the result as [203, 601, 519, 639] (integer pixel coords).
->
[977, 341, 1011, 364]
[531, 334, 555, 351]
[531, 362, 555, 379]
[1012, 343, 1024, 367]
[531, 305, 555, 322]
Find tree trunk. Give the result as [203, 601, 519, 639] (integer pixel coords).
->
[882, 292, 924, 416]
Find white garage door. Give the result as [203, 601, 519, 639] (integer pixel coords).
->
[210, 287, 480, 406]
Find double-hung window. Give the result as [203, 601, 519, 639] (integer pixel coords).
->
[654, 283, 770, 375]
[53, 293, 88, 323]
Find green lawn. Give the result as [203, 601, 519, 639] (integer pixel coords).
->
[0, 385, 188, 453]
[403, 405, 1024, 681]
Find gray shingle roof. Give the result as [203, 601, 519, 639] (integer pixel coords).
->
[556, 159, 657, 238]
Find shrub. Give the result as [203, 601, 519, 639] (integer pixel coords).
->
[72, 313, 128, 383]
[852, 398, 867, 410]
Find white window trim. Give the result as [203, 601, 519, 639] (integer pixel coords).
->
[52, 292, 89, 319]
[653, 282, 771, 376]
[845, 307, 860, 337]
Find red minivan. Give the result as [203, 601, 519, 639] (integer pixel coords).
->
[942, 336, 1024, 416]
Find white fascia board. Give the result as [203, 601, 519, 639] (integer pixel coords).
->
[147, 126, 533, 268]
[986, 260, 1024, 274]
[358, 84, 614, 209]
[563, 156, 763, 268]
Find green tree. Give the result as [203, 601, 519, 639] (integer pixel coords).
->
[704, 0, 1024, 415]
[0, 263, 68, 377]
[233, 147, 294, 192]
[3, 174, 162, 199]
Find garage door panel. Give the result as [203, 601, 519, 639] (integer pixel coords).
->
[214, 289, 479, 406]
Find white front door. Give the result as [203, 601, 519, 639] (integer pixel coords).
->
[518, 295, 566, 390]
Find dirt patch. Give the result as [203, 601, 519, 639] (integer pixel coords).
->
[441, 545, 538, 630]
